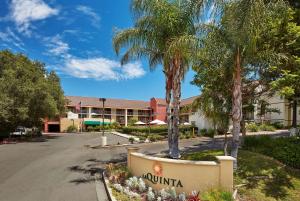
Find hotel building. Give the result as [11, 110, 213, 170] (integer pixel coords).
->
[44, 95, 211, 132]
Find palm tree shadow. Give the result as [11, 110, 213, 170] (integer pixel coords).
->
[236, 151, 297, 200]
[263, 168, 294, 199]
[68, 154, 127, 185]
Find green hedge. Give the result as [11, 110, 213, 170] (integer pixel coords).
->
[243, 136, 300, 169]
[246, 123, 276, 132]
[121, 125, 196, 136]
[0, 131, 10, 140]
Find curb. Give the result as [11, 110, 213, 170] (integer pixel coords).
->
[110, 131, 140, 142]
[89, 143, 133, 149]
[95, 171, 117, 201]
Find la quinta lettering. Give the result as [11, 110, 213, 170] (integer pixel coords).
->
[142, 173, 183, 188]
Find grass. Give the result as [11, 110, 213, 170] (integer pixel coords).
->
[183, 150, 300, 201]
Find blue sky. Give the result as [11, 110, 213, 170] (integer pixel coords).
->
[0, 0, 200, 101]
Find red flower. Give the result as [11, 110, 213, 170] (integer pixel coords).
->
[187, 192, 201, 201]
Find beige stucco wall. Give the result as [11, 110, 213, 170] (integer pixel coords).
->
[60, 118, 81, 132]
[189, 110, 213, 130]
[256, 94, 300, 126]
[127, 148, 234, 194]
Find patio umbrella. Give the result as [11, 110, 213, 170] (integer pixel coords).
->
[183, 122, 191, 126]
[134, 121, 146, 125]
[150, 119, 167, 125]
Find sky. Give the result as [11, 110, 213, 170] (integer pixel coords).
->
[0, 0, 200, 101]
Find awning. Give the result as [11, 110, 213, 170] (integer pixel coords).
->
[84, 121, 110, 125]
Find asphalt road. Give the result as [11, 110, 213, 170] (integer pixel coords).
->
[0, 133, 128, 201]
[0, 132, 213, 201]
[0, 131, 288, 201]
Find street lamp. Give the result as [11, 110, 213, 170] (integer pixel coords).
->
[99, 98, 106, 136]
[99, 98, 107, 146]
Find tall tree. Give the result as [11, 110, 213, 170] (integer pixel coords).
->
[268, 4, 300, 132]
[0, 50, 65, 132]
[113, 0, 205, 158]
[192, 0, 287, 168]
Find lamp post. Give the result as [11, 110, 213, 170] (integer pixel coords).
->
[99, 98, 107, 146]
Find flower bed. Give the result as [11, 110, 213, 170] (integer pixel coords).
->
[104, 163, 233, 201]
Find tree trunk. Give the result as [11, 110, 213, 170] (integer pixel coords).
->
[170, 58, 181, 158]
[166, 72, 173, 155]
[241, 117, 246, 146]
[224, 132, 228, 156]
[292, 99, 297, 128]
[231, 47, 242, 169]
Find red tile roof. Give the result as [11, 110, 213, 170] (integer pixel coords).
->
[66, 95, 199, 109]
[181, 96, 199, 106]
[152, 96, 199, 106]
[66, 96, 150, 110]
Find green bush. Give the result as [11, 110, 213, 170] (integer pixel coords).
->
[201, 189, 234, 201]
[122, 125, 196, 137]
[66, 125, 77, 133]
[200, 128, 207, 136]
[111, 122, 121, 129]
[243, 136, 300, 169]
[149, 135, 157, 142]
[271, 121, 284, 129]
[0, 131, 10, 140]
[204, 128, 215, 138]
[246, 123, 259, 132]
[259, 123, 276, 131]
[87, 126, 95, 132]
[128, 137, 135, 144]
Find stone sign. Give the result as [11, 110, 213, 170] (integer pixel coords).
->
[127, 147, 235, 193]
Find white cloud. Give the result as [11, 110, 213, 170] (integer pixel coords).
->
[64, 57, 146, 81]
[0, 27, 25, 50]
[42, 34, 145, 81]
[76, 5, 100, 28]
[10, 0, 59, 35]
[44, 35, 70, 57]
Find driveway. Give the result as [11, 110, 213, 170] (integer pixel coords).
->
[0, 133, 127, 201]
[0, 131, 289, 201]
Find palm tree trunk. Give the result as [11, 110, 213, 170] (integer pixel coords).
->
[231, 47, 242, 169]
[170, 58, 181, 158]
[165, 70, 173, 155]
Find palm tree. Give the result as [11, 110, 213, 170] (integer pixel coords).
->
[194, 0, 287, 168]
[113, 0, 205, 158]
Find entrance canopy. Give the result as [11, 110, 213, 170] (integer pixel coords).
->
[84, 121, 110, 126]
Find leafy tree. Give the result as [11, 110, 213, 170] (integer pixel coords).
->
[113, 0, 206, 158]
[128, 117, 138, 126]
[268, 5, 300, 130]
[0, 50, 65, 133]
[192, 0, 287, 168]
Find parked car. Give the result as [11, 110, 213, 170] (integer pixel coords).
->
[11, 126, 32, 136]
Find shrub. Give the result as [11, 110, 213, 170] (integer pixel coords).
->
[122, 125, 196, 137]
[66, 125, 77, 133]
[87, 126, 95, 132]
[128, 137, 135, 144]
[271, 122, 284, 129]
[185, 134, 191, 139]
[201, 189, 234, 201]
[243, 136, 300, 169]
[0, 131, 10, 140]
[204, 128, 215, 138]
[111, 122, 121, 129]
[149, 135, 157, 142]
[200, 128, 207, 136]
[246, 123, 259, 132]
[259, 123, 276, 131]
